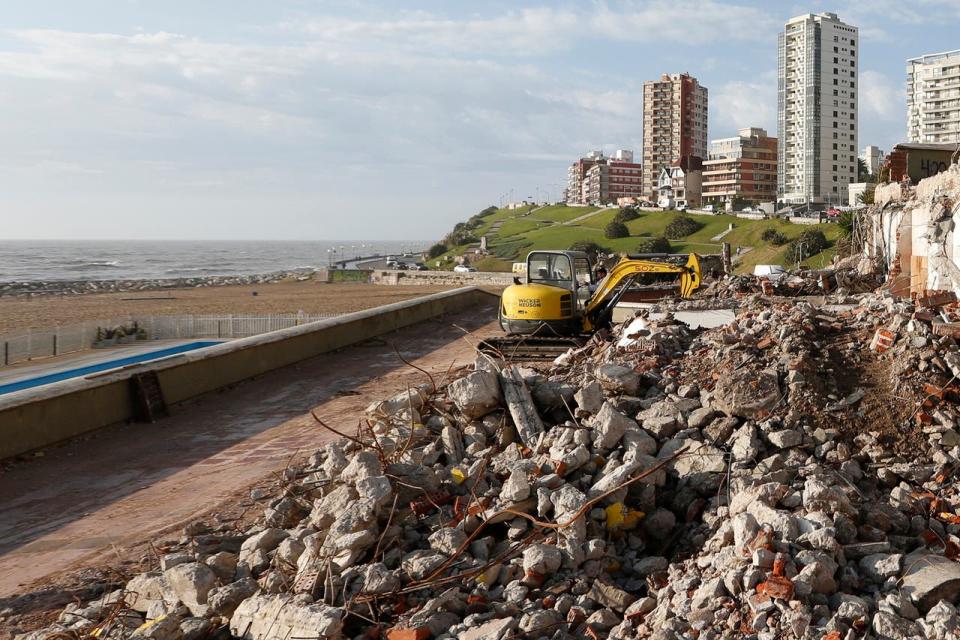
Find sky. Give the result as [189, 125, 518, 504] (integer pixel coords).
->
[0, 1, 958, 241]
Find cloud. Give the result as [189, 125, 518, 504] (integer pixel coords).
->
[0, 2, 831, 239]
[860, 70, 902, 121]
[293, 2, 779, 56]
[590, 1, 778, 44]
[710, 77, 777, 137]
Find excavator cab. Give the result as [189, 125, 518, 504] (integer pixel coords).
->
[499, 250, 593, 335]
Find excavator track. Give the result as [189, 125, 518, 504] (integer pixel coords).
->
[478, 335, 585, 361]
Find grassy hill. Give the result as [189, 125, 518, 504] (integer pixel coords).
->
[434, 205, 841, 274]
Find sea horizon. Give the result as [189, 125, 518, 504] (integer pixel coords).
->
[0, 238, 430, 283]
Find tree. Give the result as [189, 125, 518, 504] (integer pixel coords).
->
[604, 221, 629, 239]
[837, 211, 854, 238]
[444, 229, 478, 246]
[664, 213, 702, 239]
[614, 207, 640, 223]
[785, 229, 829, 264]
[635, 237, 671, 253]
[877, 165, 891, 184]
[568, 240, 609, 262]
[761, 228, 788, 246]
[427, 243, 447, 259]
[857, 158, 870, 182]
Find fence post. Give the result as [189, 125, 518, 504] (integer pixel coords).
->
[53, 332, 58, 356]
[3, 341, 7, 366]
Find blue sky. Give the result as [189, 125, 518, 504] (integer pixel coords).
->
[1, 1, 958, 241]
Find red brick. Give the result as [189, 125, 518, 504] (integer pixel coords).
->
[387, 627, 430, 640]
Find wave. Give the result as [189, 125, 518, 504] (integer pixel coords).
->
[163, 267, 238, 275]
[64, 260, 122, 271]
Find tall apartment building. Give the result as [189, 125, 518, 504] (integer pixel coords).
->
[778, 12, 858, 205]
[642, 73, 708, 201]
[907, 50, 960, 144]
[702, 127, 778, 206]
[860, 145, 884, 176]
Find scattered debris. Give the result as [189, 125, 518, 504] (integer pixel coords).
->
[18, 277, 960, 640]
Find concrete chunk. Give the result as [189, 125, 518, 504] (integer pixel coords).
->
[902, 553, 960, 613]
[230, 595, 343, 640]
[448, 370, 503, 418]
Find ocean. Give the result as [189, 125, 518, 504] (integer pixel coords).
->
[0, 240, 427, 283]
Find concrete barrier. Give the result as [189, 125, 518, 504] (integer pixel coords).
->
[789, 216, 826, 225]
[0, 287, 498, 460]
[370, 270, 514, 287]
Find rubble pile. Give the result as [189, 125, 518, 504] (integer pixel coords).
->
[20, 288, 960, 640]
[701, 263, 882, 300]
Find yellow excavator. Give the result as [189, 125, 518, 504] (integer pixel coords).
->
[481, 250, 701, 359]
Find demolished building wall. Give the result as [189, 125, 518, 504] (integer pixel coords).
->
[865, 162, 960, 298]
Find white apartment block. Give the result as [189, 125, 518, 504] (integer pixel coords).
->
[860, 145, 884, 176]
[907, 50, 960, 144]
[778, 12, 859, 205]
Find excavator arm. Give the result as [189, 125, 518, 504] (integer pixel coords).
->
[583, 253, 701, 326]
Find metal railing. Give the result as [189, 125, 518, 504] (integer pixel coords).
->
[0, 313, 340, 368]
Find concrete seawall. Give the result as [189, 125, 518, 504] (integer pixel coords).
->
[369, 269, 514, 286]
[0, 286, 497, 460]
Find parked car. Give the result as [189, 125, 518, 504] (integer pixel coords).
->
[414, 264, 429, 271]
[385, 260, 400, 269]
[676, 203, 689, 212]
[396, 262, 409, 270]
[453, 265, 477, 273]
[702, 204, 716, 213]
[826, 208, 841, 218]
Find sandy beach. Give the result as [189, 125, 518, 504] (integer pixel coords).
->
[0, 280, 456, 335]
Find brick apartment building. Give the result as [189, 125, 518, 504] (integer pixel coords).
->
[567, 150, 643, 205]
[702, 127, 778, 207]
[642, 73, 708, 201]
[565, 151, 604, 205]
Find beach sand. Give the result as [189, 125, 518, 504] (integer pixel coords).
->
[0, 280, 458, 334]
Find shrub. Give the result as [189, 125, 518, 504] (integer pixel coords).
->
[837, 211, 854, 238]
[635, 237, 672, 253]
[427, 243, 447, 259]
[785, 229, 829, 263]
[444, 229, 478, 246]
[568, 240, 609, 261]
[614, 207, 640, 223]
[761, 228, 788, 246]
[604, 221, 630, 239]
[664, 213, 702, 239]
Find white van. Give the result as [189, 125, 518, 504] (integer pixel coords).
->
[702, 204, 716, 213]
[753, 264, 787, 282]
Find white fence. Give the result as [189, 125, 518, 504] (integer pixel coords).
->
[0, 313, 340, 368]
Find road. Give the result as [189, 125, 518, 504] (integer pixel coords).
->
[0, 307, 498, 608]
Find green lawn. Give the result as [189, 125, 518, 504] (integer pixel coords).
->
[435, 205, 841, 274]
